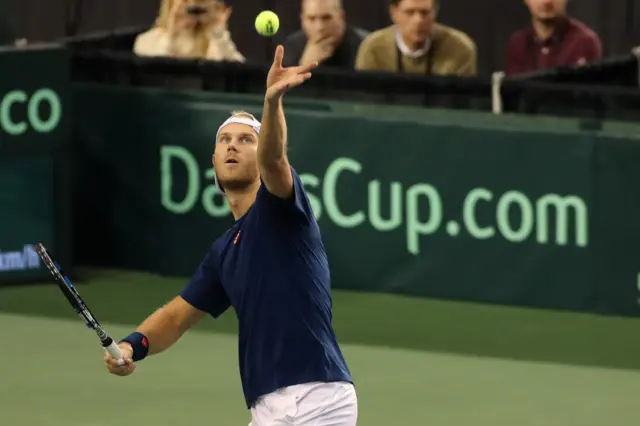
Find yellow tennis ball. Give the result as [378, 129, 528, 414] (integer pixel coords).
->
[255, 11, 279, 37]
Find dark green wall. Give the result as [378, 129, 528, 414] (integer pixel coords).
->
[70, 85, 640, 317]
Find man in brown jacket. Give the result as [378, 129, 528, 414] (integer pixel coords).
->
[355, 0, 476, 76]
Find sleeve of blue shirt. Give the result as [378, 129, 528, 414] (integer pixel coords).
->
[258, 166, 315, 224]
[179, 247, 231, 318]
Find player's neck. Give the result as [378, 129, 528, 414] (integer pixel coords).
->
[226, 182, 260, 220]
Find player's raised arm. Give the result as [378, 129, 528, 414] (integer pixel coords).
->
[258, 45, 317, 199]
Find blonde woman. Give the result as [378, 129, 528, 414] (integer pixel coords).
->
[134, 0, 245, 62]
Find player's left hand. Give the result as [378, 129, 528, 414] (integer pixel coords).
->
[265, 45, 318, 103]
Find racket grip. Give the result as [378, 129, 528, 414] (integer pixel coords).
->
[105, 340, 125, 366]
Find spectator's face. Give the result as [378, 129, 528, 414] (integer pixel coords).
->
[181, 0, 228, 28]
[391, 0, 437, 46]
[301, 0, 345, 43]
[525, 0, 567, 22]
[213, 122, 260, 192]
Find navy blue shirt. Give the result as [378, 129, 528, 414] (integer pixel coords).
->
[180, 167, 352, 408]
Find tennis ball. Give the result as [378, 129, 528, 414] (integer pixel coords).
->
[255, 11, 279, 37]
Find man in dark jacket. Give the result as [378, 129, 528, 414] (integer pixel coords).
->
[282, 0, 367, 68]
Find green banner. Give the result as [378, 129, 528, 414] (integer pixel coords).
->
[0, 157, 54, 281]
[591, 132, 640, 316]
[72, 85, 640, 316]
[0, 46, 69, 284]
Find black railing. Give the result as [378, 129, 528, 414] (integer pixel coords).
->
[64, 29, 640, 123]
[511, 52, 639, 88]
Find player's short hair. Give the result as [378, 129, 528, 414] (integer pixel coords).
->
[229, 110, 256, 120]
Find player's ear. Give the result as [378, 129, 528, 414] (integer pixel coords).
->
[212, 154, 215, 167]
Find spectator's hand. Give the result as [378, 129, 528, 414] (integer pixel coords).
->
[210, 3, 231, 32]
[299, 35, 336, 66]
[167, 0, 193, 36]
[265, 45, 318, 103]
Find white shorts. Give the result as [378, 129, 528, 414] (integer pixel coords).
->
[248, 381, 357, 426]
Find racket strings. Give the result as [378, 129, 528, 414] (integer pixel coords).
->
[35, 242, 102, 328]
[34, 242, 122, 360]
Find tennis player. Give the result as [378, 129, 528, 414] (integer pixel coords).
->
[104, 45, 357, 426]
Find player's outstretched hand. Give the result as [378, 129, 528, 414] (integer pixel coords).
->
[265, 45, 318, 103]
[104, 342, 136, 376]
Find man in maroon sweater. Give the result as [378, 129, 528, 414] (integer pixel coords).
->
[505, 0, 602, 75]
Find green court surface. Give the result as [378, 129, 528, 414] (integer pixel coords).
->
[2, 269, 640, 425]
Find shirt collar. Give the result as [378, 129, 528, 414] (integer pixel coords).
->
[529, 17, 570, 45]
[395, 29, 430, 58]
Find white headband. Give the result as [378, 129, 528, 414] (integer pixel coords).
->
[215, 115, 261, 141]
[213, 114, 262, 193]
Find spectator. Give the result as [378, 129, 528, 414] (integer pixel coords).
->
[282, 0, 368, 68]
[134, 0, 244, 62]
[505, 0, 602, 75]
[355, 0, 476, 76]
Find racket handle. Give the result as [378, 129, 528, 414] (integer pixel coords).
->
[105, 340, 125, 366]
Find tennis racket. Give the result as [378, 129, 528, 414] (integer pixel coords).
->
[35, 242, 125, 366]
